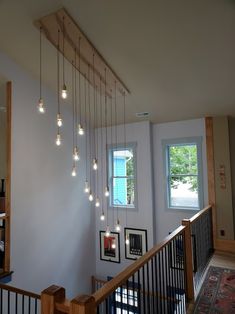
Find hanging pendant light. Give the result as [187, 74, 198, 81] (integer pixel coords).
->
[100, 212, 105, 221]
[84, 180, 89, 193]
[95, 197, 100, 207]
[55, 132, 62, 146]
[111, 240, 116, 249]
[104, 68, 109, 198]
[115, 219, 121, 232]
[71, 163, 77, 177]
[105, 226, 110, 237]
[125, 235, 130, 245]
[57, 113, 63, 127]
[78, 37, 84, 136]
[104, 186, 109, 197]
[93, 158, 98, 170]
[38, 27, 45, 113]
[61, 17, 68, 100]
[89, 190, 94, 202]
[73, 146, 80, 161]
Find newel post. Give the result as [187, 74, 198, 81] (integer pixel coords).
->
[182, 219, 195, 301]
[70, 295, 96, 314]
[41, 285, 66, 314]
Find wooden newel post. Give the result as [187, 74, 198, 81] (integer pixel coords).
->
[70, 295, 96, 314]
[182, 219, 195, 301]
[41, 285, 66, 314]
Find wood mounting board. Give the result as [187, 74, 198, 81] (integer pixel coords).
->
[34, 8, 130, 97]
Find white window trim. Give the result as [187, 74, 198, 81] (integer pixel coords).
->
[108, 142, 138, 210]
[162, 137, 204, 212]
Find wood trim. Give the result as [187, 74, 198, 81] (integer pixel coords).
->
[4, 81, 12, 272]
[34, 8, 129, 97]
[93, 225, 186, 305]
[215, 239, 235, 253]
[0, 282, 40, 299]
[188, 205, 212, 224]
[205, 117, 217, 247]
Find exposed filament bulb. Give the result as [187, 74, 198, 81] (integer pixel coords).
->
[84, 180, 89, 193]
[56, 133, 61, 146]
[73, 147, 80, 161]
[71, 165, 77, 177]
[89, 190, 93, 202]
[93, 158, 98, 170]
[105, 226, 110, 237]
[78, 124, 84, 135]
[105, 186, 109, 197]
[125, 235, 130, 245]
[100, 212, 105, 221]
[38, 98, 45, 113]
[111, 240, 116, 249]
[95, 197, 100, 207]
[61, 84, 68, 99]
[115, 219, 121, 232]
[57, 113, 63, 127]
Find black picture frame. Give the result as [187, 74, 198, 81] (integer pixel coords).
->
[124, 228, 148, 260]
[100, 231, 120, 263]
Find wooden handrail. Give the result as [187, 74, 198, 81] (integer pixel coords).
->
[187, 205, 212, 224]
[93, 225, 186, 306]
[55, 299, 70, 313]
[0, 283, 40, 299]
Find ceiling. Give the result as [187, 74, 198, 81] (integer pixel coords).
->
[0, 0, 235, 124]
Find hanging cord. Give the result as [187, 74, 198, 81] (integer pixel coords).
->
[62, 16, 65, 87]
[100, 76, 104, 216]
[110, 92, 115, 230]
[78, 37, 82, 125]
[84, 73, 88, 181]
[72, 60, 75, 154]
[95, 85, 98, 196]
[39, 27, 42, 99]
[93, 53, 96, 160]
[74, 48, 78, 148]
[114, 81, 119, 224]
[88, 65, 92, 190]
[57, 30, 60, 135]
[105, 69, 108, 188]
[123, 92, 128, 227]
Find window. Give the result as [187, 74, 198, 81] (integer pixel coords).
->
[108, 144, 137, 209]
[163, 137, 203, 210]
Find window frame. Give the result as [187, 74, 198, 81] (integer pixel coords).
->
[108, 142, 138, 210]
[162, 137, 204, 211]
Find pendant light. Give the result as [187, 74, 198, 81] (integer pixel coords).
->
[84, 71, 89, 193]
[99, 75, 105, 221]
[88, 64, 93, 201]
[56, 30, 62, 146]
[38, 27, 45, 114]
[111, 240, 116, 249]
[73, 47, 80, 162]
[92, 54, 98, 171]
[61, 17, 68, 100]
[104, 68, 109, 197]
[71, 59, 77, 177]
[105, 226, 110, 237]
[78, 37, 84, 136]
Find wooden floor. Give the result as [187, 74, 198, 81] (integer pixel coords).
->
[187, 251, 235, 313]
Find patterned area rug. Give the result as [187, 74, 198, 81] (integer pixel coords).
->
[194, 266, 235, 313]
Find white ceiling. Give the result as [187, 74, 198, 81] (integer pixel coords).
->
[0, 0, 235, 124]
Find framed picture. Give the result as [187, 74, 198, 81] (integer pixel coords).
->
[124, 228, 147, 260]
[100, 231, 120, 263]
[169, 235, 184, 270]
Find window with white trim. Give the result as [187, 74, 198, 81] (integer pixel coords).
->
[163, 137, 203, 210]
[108, 144, 137, 209]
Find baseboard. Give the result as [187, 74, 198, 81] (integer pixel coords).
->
[215, 239, 235, 253]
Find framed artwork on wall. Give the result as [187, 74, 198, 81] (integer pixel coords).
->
[100, 231, 120, 263]
[124, 228, 147, 260]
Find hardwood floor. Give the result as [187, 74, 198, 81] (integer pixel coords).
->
[187, 251, 235, 313]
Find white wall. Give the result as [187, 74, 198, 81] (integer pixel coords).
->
[0, 51, 95, 297]
[152, 118, 208, 243]
[95, 121, 154, 278]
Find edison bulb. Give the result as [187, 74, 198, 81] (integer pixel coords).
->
[73, 147, 80, 161]
[38, 98, 45, 113]
[125, 236, 130, 245]
[93, 158, 98, 170]
[105, 226, 110, 237]
[78, 124, 84, 135]
[84, 181, 89, 193]
[105, 186, 109, 197]
[111, 241, 116, 249]
[95, 197, 100, 207]
[61, 84, 68, 99]
[115, 220, 121, 232]
[57, 114, 63, 127]
[89, 191, 93, 202]
[56, 133, 61, 146]
[100, 212, 105, 221]
[71, 165, 77, 177]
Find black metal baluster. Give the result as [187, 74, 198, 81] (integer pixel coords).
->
[15, 292, 18, 314]
[164, 246, 169, 314]
[151, 258, 155, 314]
[22, 295, 25, 314]
[126, 279, 129, 314]
[154, 256, 159, 314]
[0, 289, 2, 314]
[34, 298, 38, 314]
[7, 290, 10, 314]
[158, 252, 163, 314]
[146, 261, 150, 314]
[132, 274, 135, 312]
[120, 283, 123, 314]
[105, 297, 108, 314]
[138, 269, 141, 314]
[142, 266, 146, 314]
[28, 296, 31, 314]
